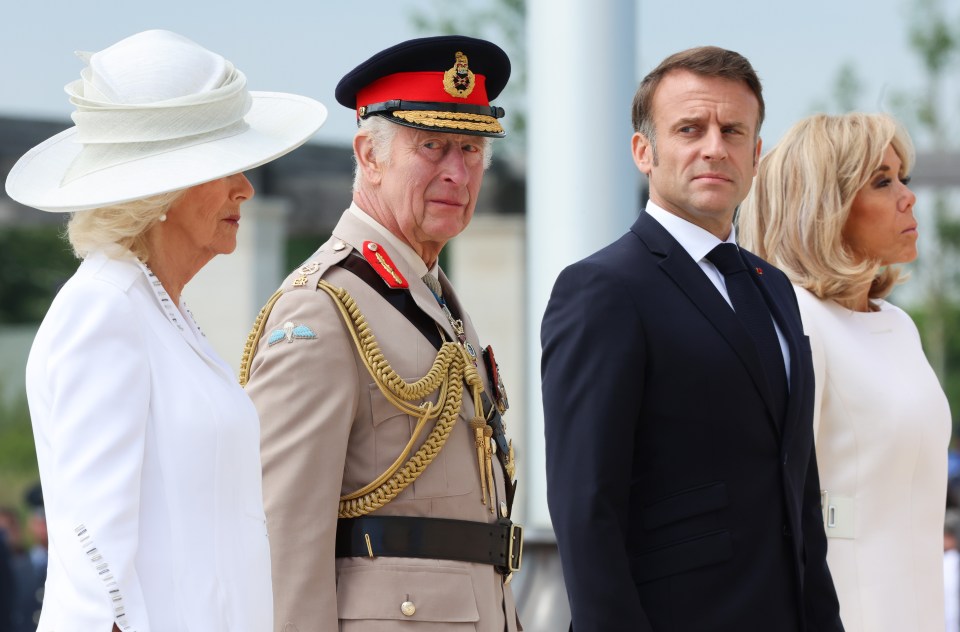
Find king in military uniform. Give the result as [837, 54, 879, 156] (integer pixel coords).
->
[242, 36, 521, 631]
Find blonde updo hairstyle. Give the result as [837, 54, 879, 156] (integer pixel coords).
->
[66, 189, 185, 263]
[738, 112, 915, 306]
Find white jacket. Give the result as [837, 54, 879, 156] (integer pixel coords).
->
[26, 251, 272, 632]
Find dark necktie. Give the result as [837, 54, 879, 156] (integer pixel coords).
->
[706, 243, 787, 418]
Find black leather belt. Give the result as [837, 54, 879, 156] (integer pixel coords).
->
[336, 516, 523, 575]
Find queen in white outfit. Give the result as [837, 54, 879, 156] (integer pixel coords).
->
[739, 112, 951, 632]
[5, 30, 326, 632]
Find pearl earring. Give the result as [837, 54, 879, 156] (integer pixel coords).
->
[159, 214, 167, 222]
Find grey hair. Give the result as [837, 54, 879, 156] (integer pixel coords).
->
[352, 116, 494, 193]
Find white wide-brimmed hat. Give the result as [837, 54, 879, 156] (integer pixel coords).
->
[5, 29, 328, 213]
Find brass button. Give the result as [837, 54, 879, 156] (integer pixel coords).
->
[400, 601, 416, 617]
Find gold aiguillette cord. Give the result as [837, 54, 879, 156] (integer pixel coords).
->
[470, 417, 489, 507]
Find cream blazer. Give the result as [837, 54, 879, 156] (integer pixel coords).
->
[797, 287, 950, 632]
[26, 251, 272, 632]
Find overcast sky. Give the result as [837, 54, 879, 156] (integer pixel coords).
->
[0, 0, 945, 152]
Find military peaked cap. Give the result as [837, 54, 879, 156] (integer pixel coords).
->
[335, 35, 510, 138]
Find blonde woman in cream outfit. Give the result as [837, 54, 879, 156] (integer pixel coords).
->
[5, 30, 326, 631]
[739, 112, 950, 632]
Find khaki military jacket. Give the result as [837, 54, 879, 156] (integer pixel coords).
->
[244, 209, 518, 632]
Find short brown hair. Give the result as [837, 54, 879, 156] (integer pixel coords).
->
[632, 46, 765, 148]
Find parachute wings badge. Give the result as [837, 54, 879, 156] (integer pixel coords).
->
[267, 321, 318, 346]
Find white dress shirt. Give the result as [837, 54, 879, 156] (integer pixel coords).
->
[645, 201, 791, 379]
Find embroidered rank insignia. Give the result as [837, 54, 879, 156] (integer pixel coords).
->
[443, 51, 475, 99]
[292, 262, 321, 287]
[267, 321, 318, 346]
[362, 241, 408, 288]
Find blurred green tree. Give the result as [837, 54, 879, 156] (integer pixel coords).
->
[889, 0, 960, 389]
[0, 224, 77, 324]
[0, 224, 72, 505]
[0, 389, 38, 508]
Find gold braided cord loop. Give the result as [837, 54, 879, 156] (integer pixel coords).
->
[392, 110, 504, 135]
[315, 280, 482, 518]
[238, 288, 284, 386]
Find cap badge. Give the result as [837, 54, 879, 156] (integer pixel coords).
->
[443, 51, 475, 99]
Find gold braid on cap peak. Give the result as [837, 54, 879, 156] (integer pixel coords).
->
[316, 280, 485, 518]
[392, 110, 504, 135]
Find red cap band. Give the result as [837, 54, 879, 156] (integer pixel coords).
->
[356, 71, 490, 114]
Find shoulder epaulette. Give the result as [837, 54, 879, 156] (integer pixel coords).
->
[240, 240, 349, 384]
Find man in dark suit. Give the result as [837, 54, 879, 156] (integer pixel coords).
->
[541, 46, 843, 632]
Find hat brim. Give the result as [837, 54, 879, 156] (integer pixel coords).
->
[5, 92, 327, 213]
[382, 110, 505, 138]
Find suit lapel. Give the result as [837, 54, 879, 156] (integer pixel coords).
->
[410, 278, 458, 342]
[180, 308, 238, 383]
[747, 254, 807, 444]
[126, 259, 236, 383]
[328, 212, 488, 402]
[331, 211, 458, 344]
[633, 213, 782, 434]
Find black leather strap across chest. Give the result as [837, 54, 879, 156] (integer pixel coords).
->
[337, 252, 514, 482]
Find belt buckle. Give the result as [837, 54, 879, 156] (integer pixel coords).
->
[508, 523, 523, 573]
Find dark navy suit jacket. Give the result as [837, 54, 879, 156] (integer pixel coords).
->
[541, 212, 843, 632]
